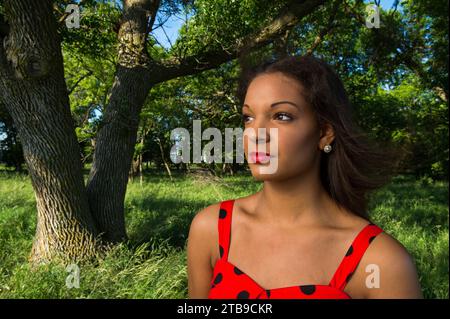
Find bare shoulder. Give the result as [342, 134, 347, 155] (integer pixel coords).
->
[357, 230, 424, 298]
[189, 202, 221, 234]
[188, 195, 255, 263]
[188, 202, 221, 246]
[187, 202, 222, 298]
[187, 202, 222, 266]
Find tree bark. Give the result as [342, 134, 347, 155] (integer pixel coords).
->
[0, 0, 102, 264]
[86, 0, 157, 242]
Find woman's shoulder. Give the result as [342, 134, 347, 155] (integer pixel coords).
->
[352, 228, 423, 298]
[189, 202, 222, 239]
[188, 197, 245, 267]
[363, 230, 419, 274]
[363, 229, 415, 270]
[188, 195, 254, 243]
[187, 202, 221, 269]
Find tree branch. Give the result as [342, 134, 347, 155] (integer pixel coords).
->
[149, 0, 327, 84]
[67, 69, 93, 95]
[158, 20, 173, 49]
[147, 0, 161, 33]
[306, 1, 340, 55]
[117, 0, 160, 68]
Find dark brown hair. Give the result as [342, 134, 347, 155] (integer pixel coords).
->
[237, 55, 400, 221]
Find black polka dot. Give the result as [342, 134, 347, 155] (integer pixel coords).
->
[219, 209, 227, 219]
[368, 222, 375, 226]
[299, 285, 316, 295]
[211, 284, 215, 289]
[237, 290, 250, 299]
[266, 290, 271, 298]
[234, 267, 244, 275]
[214, 273, 223, 285]
[219, 245, 224, 258]
[345, 245, 354, 256]
[369, 236, 376, 244]
[346, 272, 354, 283]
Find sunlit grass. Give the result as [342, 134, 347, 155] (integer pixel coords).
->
[0, 170, 448, 298]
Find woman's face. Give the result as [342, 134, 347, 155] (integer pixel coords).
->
[242, 72, 324, 182]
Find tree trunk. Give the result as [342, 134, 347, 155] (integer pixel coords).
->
[129, 157, 140, 181]
[85, 0, 156, 243]
[86, 68, 151, 242]
[139, 127, 147, 186]
[0, 0, 102, 264]
[156, 137, 173, 181]
[139, 153, 143, 185]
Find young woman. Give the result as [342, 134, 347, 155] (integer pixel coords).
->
[187, 55, 423, 299]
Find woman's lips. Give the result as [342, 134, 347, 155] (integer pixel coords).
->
[249, 152, 272, 164]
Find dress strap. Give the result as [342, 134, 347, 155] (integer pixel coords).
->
[218, 199, 235, 261]
[328, 223, 384, 290]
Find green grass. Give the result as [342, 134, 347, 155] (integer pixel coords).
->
[0, 171, 448, 298]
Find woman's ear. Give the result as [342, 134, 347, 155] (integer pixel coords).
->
[318, 122, 335, 150]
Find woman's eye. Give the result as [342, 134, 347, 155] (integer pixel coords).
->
[274, 112, 292, 121]
[242, 114, 253, 123]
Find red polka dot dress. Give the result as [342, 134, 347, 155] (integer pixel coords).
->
[208, 199, 384, 299]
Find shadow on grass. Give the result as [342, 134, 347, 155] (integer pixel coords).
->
[124, 196, 210, 251]
[369, 179, 449, 230]
[125, 173, 448, 251]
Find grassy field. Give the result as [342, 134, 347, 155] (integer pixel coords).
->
[0, 170, 448, 299]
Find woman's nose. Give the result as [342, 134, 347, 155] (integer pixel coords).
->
[248, 125, 271, 144]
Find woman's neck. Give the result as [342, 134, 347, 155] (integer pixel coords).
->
[255, 171, 340, 228]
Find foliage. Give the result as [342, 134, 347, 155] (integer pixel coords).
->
[172, 0, 289, 56]
[1, 0, 447, 179]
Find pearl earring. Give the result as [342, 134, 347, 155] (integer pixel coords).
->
[324, 144, 332, 153]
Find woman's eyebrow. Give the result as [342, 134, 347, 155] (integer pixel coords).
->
[243, 100, 300, 110]
[270, 100, 300, 109]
